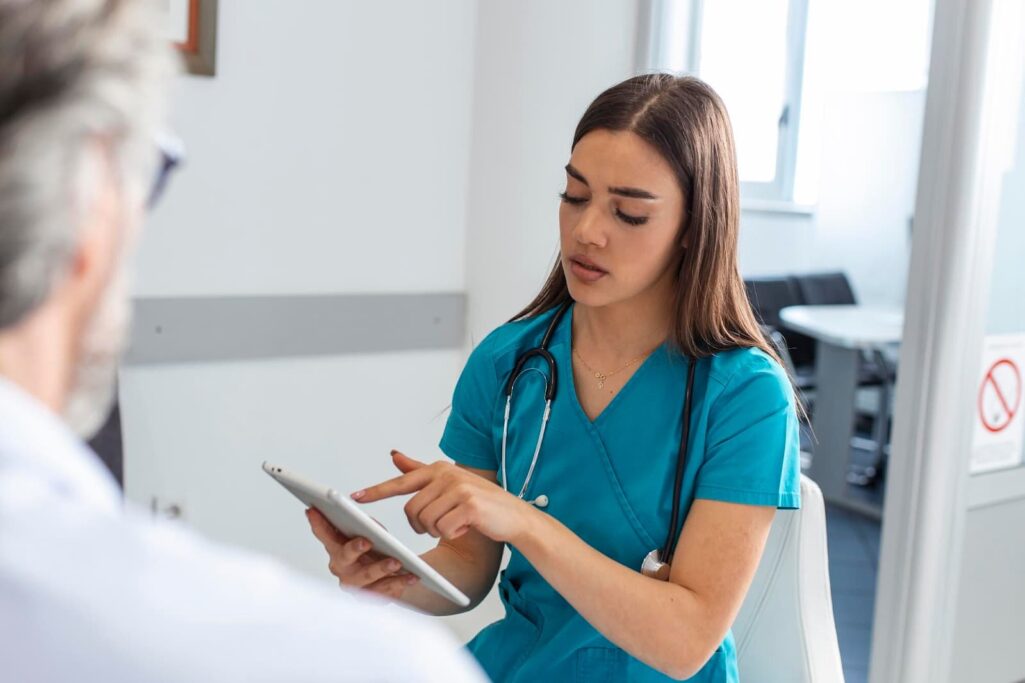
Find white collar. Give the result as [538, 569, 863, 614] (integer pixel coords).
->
[0, 376, 121, 515]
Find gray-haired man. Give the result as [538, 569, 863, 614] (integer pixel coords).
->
[0, 2, 484, 681]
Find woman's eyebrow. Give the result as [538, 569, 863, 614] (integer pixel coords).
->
[565, 163, 589, 185]
[610, 185, 659, 200]
[564, 163, 659, 200]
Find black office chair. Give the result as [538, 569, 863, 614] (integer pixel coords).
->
[790, 271, 857, 306]
[744, 277, 816, 390]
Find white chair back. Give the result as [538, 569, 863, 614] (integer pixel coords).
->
[733, 475, 846, 682]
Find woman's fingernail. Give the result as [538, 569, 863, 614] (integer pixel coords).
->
[405, 575, 419, 585]
[357, 540, 368, 551]
[387, 560, 400, 571]
[351, 490, 365, 500]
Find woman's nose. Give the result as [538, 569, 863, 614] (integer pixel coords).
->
[572, 204, 608, 247]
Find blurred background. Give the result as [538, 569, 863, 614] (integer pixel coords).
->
[92, 2, 1025, 682]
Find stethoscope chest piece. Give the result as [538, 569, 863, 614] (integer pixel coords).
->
[640, 549, 671, 581]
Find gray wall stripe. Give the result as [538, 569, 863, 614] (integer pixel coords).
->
[123, 293, 466, 365]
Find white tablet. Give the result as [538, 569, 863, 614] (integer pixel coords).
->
[262, 462, 470, 608]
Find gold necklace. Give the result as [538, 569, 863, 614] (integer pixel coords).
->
[573, 347, 649, 390]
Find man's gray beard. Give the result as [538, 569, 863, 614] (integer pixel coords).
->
[63, 268, 131, 440]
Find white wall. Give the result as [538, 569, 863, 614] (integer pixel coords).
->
[463, 0, 642, 341]
[121, 0, 482, 641]
[984, 59, 1025, 336]
[138, 0, 475, 296]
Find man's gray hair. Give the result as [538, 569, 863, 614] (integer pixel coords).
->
[0, 0, 173, 329]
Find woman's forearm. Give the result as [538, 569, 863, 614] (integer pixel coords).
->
[393, 541, 497, 617]
[511, 511, 717, 680]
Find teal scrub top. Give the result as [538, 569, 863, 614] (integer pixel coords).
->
[439, 305, 801, 682]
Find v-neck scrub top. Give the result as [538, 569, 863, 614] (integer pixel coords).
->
[439, 305, 801, 682]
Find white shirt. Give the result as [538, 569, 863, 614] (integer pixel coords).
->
[0, 378, 486, 683]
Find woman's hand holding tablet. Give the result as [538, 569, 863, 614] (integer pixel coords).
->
[263, 462, 471, 607]
[305, 507, 419, 600]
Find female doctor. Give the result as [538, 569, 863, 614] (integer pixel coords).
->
[307, 73, 801, 682]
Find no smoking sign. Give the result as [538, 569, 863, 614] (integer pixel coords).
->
[978, 358, 1021, 433]
[972, 335, 1025, 473]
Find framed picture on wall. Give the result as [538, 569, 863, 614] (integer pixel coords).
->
[164, 0, 218, 77]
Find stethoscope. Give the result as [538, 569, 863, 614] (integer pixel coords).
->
[500, 300, 698, 580]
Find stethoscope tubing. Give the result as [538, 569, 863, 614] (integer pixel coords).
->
[500, 299, 695, 565]
[662, 357, 697, 563]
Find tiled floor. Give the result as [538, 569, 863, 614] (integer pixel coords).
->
[825, 503, 882, 683]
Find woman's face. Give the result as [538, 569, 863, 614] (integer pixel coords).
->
[559, 129, 685, 310]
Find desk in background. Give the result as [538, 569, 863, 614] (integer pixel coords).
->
[780, 305, 903, 518]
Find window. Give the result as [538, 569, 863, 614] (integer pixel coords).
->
[645, 0, 810, 204]
[695, 0, 807, 198]
[644, 0, 933, 208]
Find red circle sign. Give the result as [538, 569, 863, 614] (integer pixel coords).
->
[978, 358, 1022, 433]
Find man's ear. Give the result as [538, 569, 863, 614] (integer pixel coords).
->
[65, 222, 107, 304]
[57, 142, 124, 325]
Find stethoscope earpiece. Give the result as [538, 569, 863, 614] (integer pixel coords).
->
[529, 494, 549, 508]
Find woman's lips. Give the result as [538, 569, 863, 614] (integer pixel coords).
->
[568, 257, 608, 283]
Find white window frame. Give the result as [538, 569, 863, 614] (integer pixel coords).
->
[641, 0, 810, 204]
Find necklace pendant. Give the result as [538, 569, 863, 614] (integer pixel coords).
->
[598, 379, 605, 389]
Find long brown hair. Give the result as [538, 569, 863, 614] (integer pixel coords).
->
[512, 73, 781, 367]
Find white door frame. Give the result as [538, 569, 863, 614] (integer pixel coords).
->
[870, 0, 1020, 680]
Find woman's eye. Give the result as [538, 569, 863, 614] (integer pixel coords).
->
[616, 209, 648, 226]
[559, 191, 587, 205]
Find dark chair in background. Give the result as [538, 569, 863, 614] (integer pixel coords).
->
[744, 276, 816, 390]
[791, 271, 857, 306]
[745, 276, 819, 469]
